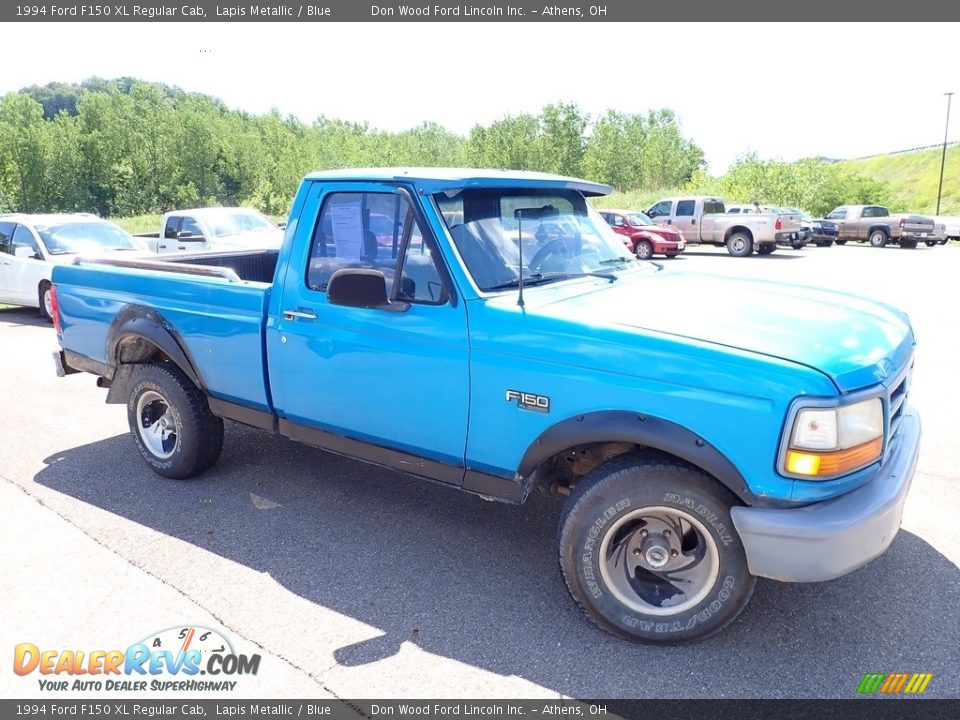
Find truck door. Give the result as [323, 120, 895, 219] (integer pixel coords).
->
[698, 198, 724, 243]
[674, 198, 698, 240]
[267, 182, 469, 482]
[0, 221, 18, 303]
[0, 224, 45, 305]
[156, 216, 181, 253]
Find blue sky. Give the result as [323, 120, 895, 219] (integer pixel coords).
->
[4, 22, 956, 173]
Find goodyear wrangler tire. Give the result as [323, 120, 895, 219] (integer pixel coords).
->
[558, 454, 755, 643]
[127, 363, 224, 479]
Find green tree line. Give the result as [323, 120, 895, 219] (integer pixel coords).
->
[0, 78, 893, 219]
[0, 79, 706, 217]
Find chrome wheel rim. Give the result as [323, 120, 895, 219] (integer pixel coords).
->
[43, 288, 53, 317]
[636, 242, 652, 259]
[731, 237, 746, 253]
[599, 506, 719, 616]
[136, 390, 179, 459]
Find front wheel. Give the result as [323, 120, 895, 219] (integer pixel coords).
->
[924, 240, 937, 247]
[127, 363, 224, 479]
[558, 454, 755, 643]
[899, 239, 917, 249]
[757, 244, 775, 255]
[634, 239, 654, 260]
[836, 239, 847, 245]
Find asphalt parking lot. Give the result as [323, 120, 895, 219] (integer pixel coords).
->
[2, 242, 959, 699]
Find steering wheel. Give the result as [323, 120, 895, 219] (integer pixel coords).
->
[527, 237, 567, 274]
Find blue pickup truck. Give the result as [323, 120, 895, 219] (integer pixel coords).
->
[51, 168, 921, 643]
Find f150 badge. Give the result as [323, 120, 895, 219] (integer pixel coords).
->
[505, 389, 550, 413]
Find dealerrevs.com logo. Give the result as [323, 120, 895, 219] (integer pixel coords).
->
[13, 625, 261, 692]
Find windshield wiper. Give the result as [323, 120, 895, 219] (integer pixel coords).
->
[598, 256, 632, 265]
[486, 271, 616, 291]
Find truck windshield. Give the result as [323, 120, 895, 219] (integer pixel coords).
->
[434, 189, 639, 291]
[205, 209, 277, 237]
[37, 223, 141, 255]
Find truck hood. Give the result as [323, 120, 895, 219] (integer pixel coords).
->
[528, 271, 914, 393]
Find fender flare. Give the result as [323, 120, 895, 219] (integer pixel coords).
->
[516, 410, 755, 504]
[103, 305, 204, 403]
[867, 224, 891, 238]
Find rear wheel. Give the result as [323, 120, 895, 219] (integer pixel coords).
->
[634, 239, 654, 260]
[38, 281, 53, 322]
[869, 229, 888, 248]
[925, 240, 938, 247]
[726, 232, 753, 257]
[558, 454, 755, 643]
[127, 363, 224, 479]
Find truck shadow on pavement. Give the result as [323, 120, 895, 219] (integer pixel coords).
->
[35, 423, 960, 698]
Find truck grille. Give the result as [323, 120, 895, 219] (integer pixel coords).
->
[885, 361, 912, 453]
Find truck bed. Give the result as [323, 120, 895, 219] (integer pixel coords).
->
[53, 250, 277, 412]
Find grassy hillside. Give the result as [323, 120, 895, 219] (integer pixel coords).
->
[834, 144, 960, 215]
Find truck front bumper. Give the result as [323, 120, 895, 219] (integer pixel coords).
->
[731, 409, 920, 582]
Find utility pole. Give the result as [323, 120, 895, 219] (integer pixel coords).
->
[936, 92, 953, 216]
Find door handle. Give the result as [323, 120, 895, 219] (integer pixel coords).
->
[282, 308, 318, 321]
[667, 219, 672, 225]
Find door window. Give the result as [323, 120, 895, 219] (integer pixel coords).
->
[163, 217, 181, 239]
[675, 200, 696, 217]
[0, 222, 15, 255]
[12, 225, 40, 256]
[647, 201, 672, 218]
[180, 217, 202, 237]
[307, 191, 446, 305]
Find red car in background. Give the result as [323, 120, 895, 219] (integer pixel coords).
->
[598, 209, 686, 259]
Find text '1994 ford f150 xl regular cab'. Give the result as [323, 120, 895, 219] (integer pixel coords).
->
[51, 168, 921, 643]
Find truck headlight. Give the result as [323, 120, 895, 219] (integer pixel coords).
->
[783, 398, 883, 478]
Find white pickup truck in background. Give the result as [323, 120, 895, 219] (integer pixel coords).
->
[136, 207, 284, 254]
[933, 216, 960, 244]
[646, 196, 802, 256]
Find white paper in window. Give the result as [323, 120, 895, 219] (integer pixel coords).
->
[330, 202, 363, 259]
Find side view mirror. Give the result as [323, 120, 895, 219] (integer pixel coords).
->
[327, 269, 409, 312]
[276, 221, 287, 230]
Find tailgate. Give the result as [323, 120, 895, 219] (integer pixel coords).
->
[898, 215, 935, 235]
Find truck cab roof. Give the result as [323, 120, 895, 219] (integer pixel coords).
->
[303, 167, 613, 197]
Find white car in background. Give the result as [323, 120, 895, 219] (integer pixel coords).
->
[0, 214, 145, 320]
[135, 207, 284, 253]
